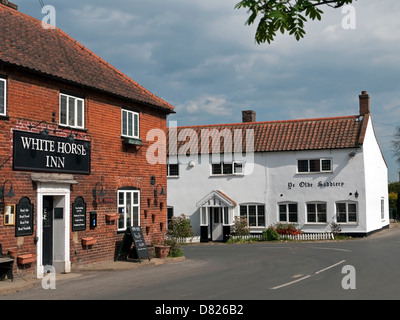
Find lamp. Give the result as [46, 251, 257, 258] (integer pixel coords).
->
[153, 184, 165, 198]
[355, 191, 359, 199]
[92, 182, 105, 201]
[29, 121, 50, 137]
[0, 180, 15, 202]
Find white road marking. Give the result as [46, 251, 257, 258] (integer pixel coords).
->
[270, 260, 346, 290]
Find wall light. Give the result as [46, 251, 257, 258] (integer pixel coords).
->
[0, 180, 15, 202]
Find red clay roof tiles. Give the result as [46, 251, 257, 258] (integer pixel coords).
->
[169, 115, 366, 154]
[0, 4, 174, 112]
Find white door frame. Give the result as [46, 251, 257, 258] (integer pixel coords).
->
[36, 182, 71, 279]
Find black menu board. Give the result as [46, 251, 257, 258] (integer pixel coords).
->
[15, 197, 34, 237]
[72, 197, 86, 231]
[115, 226, 150, 263]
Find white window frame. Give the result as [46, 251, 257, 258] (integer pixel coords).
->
[336, 201, 358, 224]
[278, 202, 298, 223]
[240, 203, 266, 227]
[211, 161, 244, 176]
[200, 207, 208, 226]
[121, 109, 140, 139]
[297, 158, 332, 174]
[59, 93, 85, 129]
[117, 189, 140, 231]
[167, 163, 179, 177]
[0, 78, 6, 116]
[306, 202, 328, 223]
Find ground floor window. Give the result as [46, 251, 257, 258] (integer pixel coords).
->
[336, 202, 357, 223]
[240, 204, 265, 227]
[167, 206, 174, 228]
[279, 203, 298, 223]
[118, 188, 140, 231]
[306, 202, 327, 223]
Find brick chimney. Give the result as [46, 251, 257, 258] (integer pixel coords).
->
[359, 91, 370, 116]
[0, 0, 18, 10]
[242, 110, 256, 123]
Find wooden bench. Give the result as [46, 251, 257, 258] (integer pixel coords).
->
[0, 244, 14, 281]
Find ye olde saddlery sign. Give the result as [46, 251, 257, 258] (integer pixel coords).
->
[13, 130, 91, 174]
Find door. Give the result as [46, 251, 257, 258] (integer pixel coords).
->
[42, 196, 53, 266]
[211, 207, 223, 241]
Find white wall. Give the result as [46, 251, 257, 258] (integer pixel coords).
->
[362, 118, 389, 232]
[167, 119, 389, 237]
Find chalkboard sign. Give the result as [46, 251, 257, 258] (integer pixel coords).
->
[15, 197, 34, 237]
[115, 226, 150, 263]
[72, 197, 86, 231]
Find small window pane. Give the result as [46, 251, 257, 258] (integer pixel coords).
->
[222, 163, 233, 174]
[234, 162, 243, 174]
[298, 160, 309, 172]
[68, 97, 75, 126]
[248, 205, 256, 226]
[321, 159, 332, 171]
[134, 113, 139, 137]
[77, 100, 83, 128]
[348, 203, 357, 222]
[128, 112, 133, 137]
[0, 79, 5, 115]
[212, 163, 222, 175]
[168, 164, 179, 176]
[240, 205, 247, 218]
[279, 205, 287, 222]
[257, 205, 265, 226]
[307, 204, 316, 222]
[309, 159, 320, 172]
[60, 95, 67, 125]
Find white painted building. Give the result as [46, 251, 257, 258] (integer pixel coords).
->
[167, 92, 389, 241]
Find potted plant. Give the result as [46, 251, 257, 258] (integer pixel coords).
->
[154, 244, 170, 259]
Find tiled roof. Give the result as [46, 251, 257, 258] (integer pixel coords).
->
[0, 4, 174, 112]
[168, 115, 367, 154]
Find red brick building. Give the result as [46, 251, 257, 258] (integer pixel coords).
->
[0, 2, 174, 278]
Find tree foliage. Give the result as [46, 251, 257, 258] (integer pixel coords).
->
[393, 126, 400, 170]
[235, 0, 355, 44]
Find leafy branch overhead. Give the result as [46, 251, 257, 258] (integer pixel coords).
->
[235, 0, 355, 44]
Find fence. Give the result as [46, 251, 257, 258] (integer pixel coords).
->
[230, 232, 335, 241]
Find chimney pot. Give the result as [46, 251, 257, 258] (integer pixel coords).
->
[359, 91, 370, 116]
[242, 110, 256, 123]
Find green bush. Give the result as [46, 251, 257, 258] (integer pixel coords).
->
[263, 227, 280, 241]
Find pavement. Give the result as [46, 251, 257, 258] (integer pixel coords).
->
[0, 256, 185, 296]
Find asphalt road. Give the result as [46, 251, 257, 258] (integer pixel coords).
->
[3, 224, 400, 301]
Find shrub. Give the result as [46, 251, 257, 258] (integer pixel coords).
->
[166, 238, 184, 257]
[263, 227, 280, 241]
[167, 214, 194, 239]
[232, 216, 250, 237]
[274, 223, 302, 235]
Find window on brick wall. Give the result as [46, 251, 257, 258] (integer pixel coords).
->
[117, 188, 140, 231]
[60, 93, 85, 129]
[121, 109, 139, 139]
[0, 78, 6, 116]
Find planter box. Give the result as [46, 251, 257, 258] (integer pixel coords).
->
[17, 254, 36, 265]
[82, 237, 97, 246]
[154, 245, 170, 259]
[106, 213, 120, 222]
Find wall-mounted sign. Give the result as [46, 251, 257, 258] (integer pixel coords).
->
[287, 181, 345, 190]
[13, 130, 91, 175]
[72, 197, 86, 231]
[15, 197, 34, 237]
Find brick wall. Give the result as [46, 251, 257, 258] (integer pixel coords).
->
[0, 66, 169, 277]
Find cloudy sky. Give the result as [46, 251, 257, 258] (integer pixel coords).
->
[12, 0, 400, 181]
